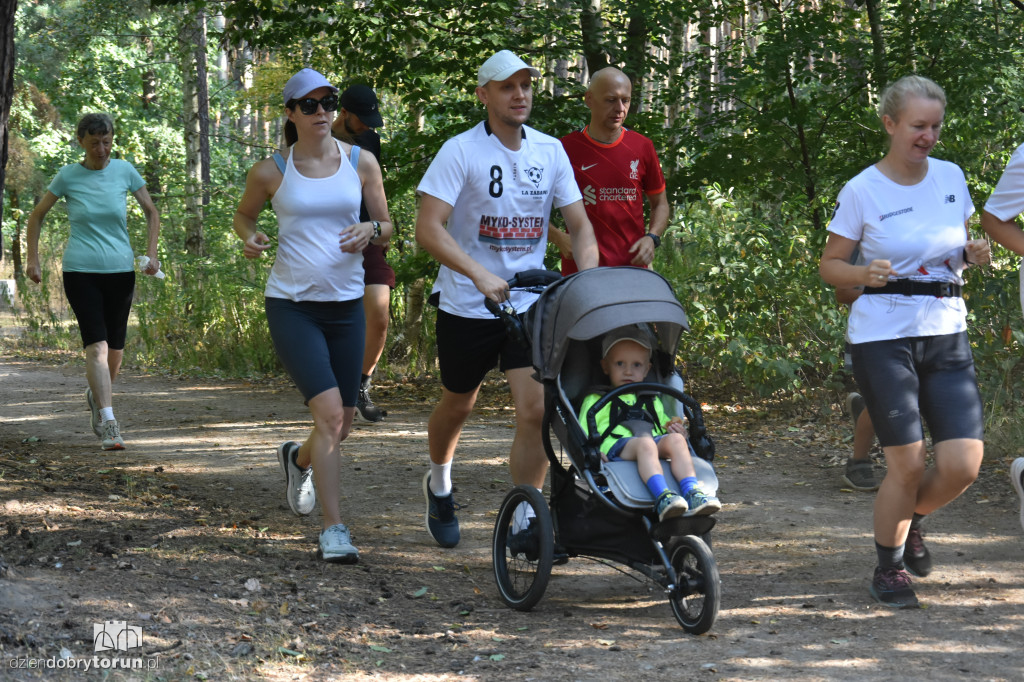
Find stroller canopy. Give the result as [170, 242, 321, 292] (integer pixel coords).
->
[528, 267, 689, 381]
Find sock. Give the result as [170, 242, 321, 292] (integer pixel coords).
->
[360, 374, 372, 390]
[99, 407, 115, 423]
[429, 461, 452, 497]
[678, 476, 698, 497]
[875, 541, 904, 569]
[512, 494, 539, 533]
[646, 473, 670, 499]
[910, 513, 926, 530]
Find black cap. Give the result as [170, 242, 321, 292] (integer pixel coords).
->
[339, 84, 384, 128]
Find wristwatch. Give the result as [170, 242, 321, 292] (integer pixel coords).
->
[371, 221, 381, 241]
[645, 232, 661, 248]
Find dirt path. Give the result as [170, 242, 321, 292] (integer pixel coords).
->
[1, 356, 1022, 681]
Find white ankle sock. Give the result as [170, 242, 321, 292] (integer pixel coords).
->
[512, 492, 540, 533]
[99, 407, 115, 423]
[429, 461, 452, 497]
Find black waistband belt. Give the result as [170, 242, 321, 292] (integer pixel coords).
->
[862, 279, 962, 298]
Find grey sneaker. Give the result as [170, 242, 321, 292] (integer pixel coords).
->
[846, 392, 865, 428]
[1011, 458, 1024, 534]
[842, 457, 879, 491]
[356, 384, 386, 422]
[86, 389, 102, 438]
[318, 523, 359, 563]
[683, 487, 721, 516]
[100, 420, 125, 451]
[277, 441, 316, 516]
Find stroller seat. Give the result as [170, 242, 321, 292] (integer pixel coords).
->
[602, 457, 718, 510]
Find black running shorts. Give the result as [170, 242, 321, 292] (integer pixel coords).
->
[62, 270, 135, 350]
[435, 309, 533, 394]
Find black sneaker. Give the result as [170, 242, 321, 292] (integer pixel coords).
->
[904, 526, 932, 577]
[869, 565, 919, 609]
[423, 472, 461, 548]
[507, 523, 537, 560]
[356, 386, 386, 422]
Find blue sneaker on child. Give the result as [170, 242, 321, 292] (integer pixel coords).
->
[655, 490, 688, 522]
[683, 488, 721, 516]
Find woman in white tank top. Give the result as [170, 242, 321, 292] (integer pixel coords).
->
[233, 68, 393, 564]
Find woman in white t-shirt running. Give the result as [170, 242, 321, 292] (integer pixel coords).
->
[819, 75, 990, 609]
[233, 69, 393, 564]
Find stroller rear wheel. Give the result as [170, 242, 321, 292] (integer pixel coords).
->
[492, 485, 554, 611]
[668, 535, 720, 634]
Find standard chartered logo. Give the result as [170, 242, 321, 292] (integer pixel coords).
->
[583, 185, 597, 206]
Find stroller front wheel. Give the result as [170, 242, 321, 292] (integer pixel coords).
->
[492, 485, 554, 611]
[668, 535, 720, 634]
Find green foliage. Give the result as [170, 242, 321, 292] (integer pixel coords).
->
[7, 0, 1024, 415]
[658, 184, 846, 397]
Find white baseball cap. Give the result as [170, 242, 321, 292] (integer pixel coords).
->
[477, 50, 541, 87]
[601, 325, 655, 358]
[283, 68, 338, 105]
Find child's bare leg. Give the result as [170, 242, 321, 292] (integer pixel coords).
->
[658, 433, 696, 481]
[619, 436, 661, 483]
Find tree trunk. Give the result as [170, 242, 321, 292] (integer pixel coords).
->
[579, 0, 607, 77]
[8, 187, 20, 276]
[179, 6, 205, 257]
[623, 5, 648, 109]
[140, 34, 162, 195]
[194, 9, 211, 207]
[864, 0, 887, 90]
[0, 0, 17, 254]
[403, 103, 430, 373]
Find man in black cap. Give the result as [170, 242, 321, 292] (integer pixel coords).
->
[333, 85, 393, 423]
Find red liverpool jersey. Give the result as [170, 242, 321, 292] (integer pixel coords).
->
[559, 127, 666, 274]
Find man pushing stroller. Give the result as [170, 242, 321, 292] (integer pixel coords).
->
[581, 325, 722, 522]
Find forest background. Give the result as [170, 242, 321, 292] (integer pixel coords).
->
[2, 0, 1024, 455]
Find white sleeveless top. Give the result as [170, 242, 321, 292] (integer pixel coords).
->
[265, 138, 364, 302]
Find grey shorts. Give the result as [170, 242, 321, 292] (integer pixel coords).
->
[850, 331, 983, 448]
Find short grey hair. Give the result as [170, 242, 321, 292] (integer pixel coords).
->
[76, 113, 114, 139]
[878, 75, 946, 123]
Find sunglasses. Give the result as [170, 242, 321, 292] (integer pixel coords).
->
[291, 94, 339, 115]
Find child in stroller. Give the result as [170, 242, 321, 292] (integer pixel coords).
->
[581, 324, 721, 522]
[490, 267, 721, 634]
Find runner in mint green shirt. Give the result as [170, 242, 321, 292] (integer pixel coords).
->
[26, 113, 161, 451]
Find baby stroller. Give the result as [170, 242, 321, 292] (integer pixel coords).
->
[487, 267, 721, 634]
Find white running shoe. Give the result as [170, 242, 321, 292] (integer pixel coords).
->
[277, 441, 316, 515]
[318, 523, 359, 563]
[1011, 457, 1024, 534]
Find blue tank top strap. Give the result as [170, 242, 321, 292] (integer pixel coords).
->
[274, 146, 356, 175]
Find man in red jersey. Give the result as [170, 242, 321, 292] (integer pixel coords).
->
[549, 67, 670, 275]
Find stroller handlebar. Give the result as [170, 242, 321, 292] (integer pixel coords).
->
[484, 269, 562, 342]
